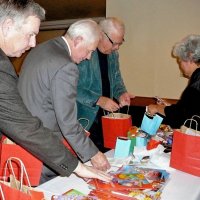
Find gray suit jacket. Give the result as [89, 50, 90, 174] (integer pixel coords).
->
[0, 49, 78, 176]
[18, 37, 98, 162]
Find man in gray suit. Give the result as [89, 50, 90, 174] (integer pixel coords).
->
[0, 0, 111, 184]
[18, 19, 111, 183]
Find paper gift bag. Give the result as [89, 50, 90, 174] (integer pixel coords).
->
[131, 136, 147, 148]
[102, 113, 132, 149]
[114, 137, 133, 158]
[0, 183, 5, 200]
[0, 157, 44, 200]
[170, 130, 200, 176]
[141, 113, 163, 135]
[180, 116, 200, 135]
[0, 181, 44, 200]
[0, 137, 42, 186]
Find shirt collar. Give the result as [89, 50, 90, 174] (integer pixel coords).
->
[62, 36, 71, 56]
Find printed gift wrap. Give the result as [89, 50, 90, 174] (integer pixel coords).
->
[127, 127, 148, 150]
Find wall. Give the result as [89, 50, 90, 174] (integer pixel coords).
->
[106, 0, 200, 99]
[12, 0, 106, 74]
[11, 30, 66, 74]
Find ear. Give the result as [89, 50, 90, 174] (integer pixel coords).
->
[2, 18, 14, 36]
[73, 36, 83, 47]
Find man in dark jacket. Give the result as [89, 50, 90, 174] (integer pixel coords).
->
[0, 0, 111, 183]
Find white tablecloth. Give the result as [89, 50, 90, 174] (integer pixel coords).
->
[37, 150, 200, 200]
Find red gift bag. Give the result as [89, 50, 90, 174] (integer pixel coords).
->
[0, 182, 44, 200]
[0, 137, 42, 186]
[170, 130, 200, 176]
[102, 113, 132, 149]
[0, 157, 44, 200]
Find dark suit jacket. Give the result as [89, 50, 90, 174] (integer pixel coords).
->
[0, 49, 78, 176]
[18, 37, 98, 162]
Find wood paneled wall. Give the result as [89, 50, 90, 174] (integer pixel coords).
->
[12, 0, 106, 74]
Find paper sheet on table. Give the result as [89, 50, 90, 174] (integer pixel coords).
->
[133, 145, 175, 171]
[36, 175, 91, 200]
[107, 156, 133, 167]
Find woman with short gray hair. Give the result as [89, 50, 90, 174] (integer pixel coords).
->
[173, 34, 200, 68]
[147, 34, 200, 129]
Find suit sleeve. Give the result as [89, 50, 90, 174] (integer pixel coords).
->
[50, 63, 99, 162]
[0, 68, 78, 177]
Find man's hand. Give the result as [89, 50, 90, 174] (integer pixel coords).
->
[74, 162, 112, 182]
[119, 92, 135, 107]
[96, 96, 119, 112]
[91, 151, 111, 171]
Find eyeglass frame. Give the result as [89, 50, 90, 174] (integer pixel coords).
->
[103, 32, 124, 46]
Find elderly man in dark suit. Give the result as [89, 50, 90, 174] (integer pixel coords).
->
[0, 0, 111, 184]
[18, 19, 111, 183]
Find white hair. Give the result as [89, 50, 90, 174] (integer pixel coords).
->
[99, 17, 125, 36]
[172, 34, 200, 64]
[0, 0, 45, 24]
[66, 19, 100, 45]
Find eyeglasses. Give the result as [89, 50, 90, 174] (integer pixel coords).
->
[103, 32, 124, 46]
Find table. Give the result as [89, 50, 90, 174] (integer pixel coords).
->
[37, 150, 200, 200]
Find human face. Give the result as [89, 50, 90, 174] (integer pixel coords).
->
[178, 59, 193, 78]
[99, 31, 124, 54]
[72, 40, 98, 64]
[4, 16, 40, 57]
[104, 32, 124, 48]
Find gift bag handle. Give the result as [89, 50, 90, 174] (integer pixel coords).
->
[103, 109, 114, 117]
[118, 106, 130, 115]
[191, 115, 200, 130]
[192, 115, 200, 119]
[103, 105, 130, 118]
[191, 115, 200, 123]
[3, 157, 31, 191]
[183, 119, 198, 131]
[78, 118, 89, 130]
[124, 105, 130, 114]
[0, 184, 5, 200]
